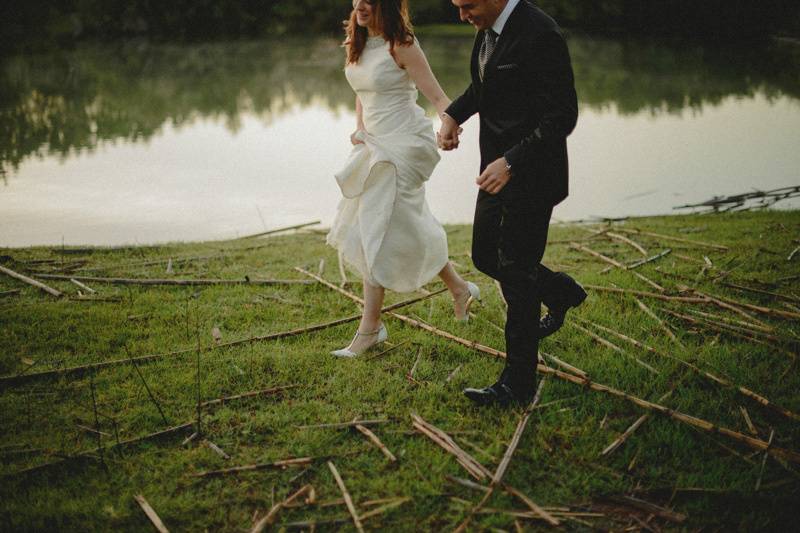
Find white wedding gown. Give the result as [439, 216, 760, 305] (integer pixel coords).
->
[327, 36, 449, 293]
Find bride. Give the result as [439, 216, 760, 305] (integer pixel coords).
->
[327, 0, 479, 357]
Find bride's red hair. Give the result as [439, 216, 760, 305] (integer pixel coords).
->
[344, 0, 414, 64]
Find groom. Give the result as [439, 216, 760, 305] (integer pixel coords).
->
[439, 0, 585, 406]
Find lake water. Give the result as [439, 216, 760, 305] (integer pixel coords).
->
[1, 33, 799, 246]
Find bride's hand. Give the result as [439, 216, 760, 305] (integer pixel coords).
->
[350, 130, 365, 145]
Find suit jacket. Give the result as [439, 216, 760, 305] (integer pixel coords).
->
[446, 1, 578, 208]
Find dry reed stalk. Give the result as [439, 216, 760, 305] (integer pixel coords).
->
[134, 494, 170, 533]
[35, 273, 314, 286]
[0, 290, 444, 388]
[0, 265, 63, 297]
[537, 365, 800, 464]
[69, 278, 96, 294]
[663, 309, 797, 360]
[327, 461, 365, 533]
[601, 389, 674, 457]
[684, 308, 774, 333]
[627, 249, 672, 270]
[205, 440, 231, 460]
[234, 220, 320, 240]
[251, 484, 313, 533]
[739, 407, 759, 437]
[720, 281, 800, 304]
[634, 298, 684, 348]
[540, 352, 588, 378]
[298, 269, 800, 463]
[690, 287, 800, 321]
[615, 228, 728, 251]
[355, 424, 397, 462]
[569, 242, 626, 269]
[454, 380, 559, 532]
[193, 457, 313, 478]
[296, 267, 506, 359]
[630, 270, 665, 292]
[365, 340, 409, 361]
[583, 284, 706, 303]
[411, 413, 491, 481]
[606, 232, 648, 256]
[296, 419, 388, 430]
[199, 385, 299, 408]
[580, 314, 800, 421]
[0, 289, 22, 297]
[572, 322, 659, 375]
[358, 497, 411, 520]
[755, 430, 775, 491]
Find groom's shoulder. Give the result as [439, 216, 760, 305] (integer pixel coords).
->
[519, 1, 561, 33]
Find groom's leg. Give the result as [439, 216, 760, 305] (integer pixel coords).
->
[496, 205, 553, 394]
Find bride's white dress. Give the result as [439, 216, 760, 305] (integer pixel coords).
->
[327, 36, 448, 293]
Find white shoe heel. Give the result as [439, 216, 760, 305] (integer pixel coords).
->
[455, 281, 481, 322]
[331, 324, 388, 358]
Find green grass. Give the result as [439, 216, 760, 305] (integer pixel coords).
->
[1, 210, 799, 531]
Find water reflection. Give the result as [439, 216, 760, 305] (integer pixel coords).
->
[1, 34, 799, 245]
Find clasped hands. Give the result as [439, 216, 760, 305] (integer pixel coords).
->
[437, 113, 511, 195]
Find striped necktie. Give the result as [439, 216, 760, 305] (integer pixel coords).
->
[478, 29, 498, 81]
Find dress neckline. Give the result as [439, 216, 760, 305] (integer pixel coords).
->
[365, 35, 387, 49]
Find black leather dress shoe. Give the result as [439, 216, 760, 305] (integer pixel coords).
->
[463, 382, 531, 407]
[539, 277, 587, 339]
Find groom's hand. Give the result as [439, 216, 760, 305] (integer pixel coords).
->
[476, 157, 511, 195]
[437, 113, 462, 151]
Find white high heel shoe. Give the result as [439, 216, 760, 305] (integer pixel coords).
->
[454, 281, 481, 322]
[331, 323, 389, 358]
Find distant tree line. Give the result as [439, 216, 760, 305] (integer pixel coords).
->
[2, 0, 799, 51]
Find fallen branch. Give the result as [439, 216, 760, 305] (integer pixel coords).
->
[572, 322, 659, 375]
[583, 284, 706, 303]
[0, 265, 63, 297]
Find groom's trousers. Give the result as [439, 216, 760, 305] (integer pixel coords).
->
[472, 187, 563, 391]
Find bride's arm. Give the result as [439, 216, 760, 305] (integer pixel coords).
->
[393, 40, 450, 115]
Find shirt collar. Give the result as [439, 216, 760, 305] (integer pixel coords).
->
[492, 0, 520, 36]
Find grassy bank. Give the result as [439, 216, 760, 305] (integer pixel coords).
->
[1, 210, 799, 531]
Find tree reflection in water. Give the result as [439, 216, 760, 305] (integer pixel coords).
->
[1, 33, 798, 177]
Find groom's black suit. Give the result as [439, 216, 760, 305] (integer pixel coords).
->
[446, 1, 578, 393]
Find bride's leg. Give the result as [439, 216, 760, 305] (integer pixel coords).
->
[344, 278, 386, 353]
[438, 262, 473, 319]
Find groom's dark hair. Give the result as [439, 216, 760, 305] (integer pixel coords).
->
[344, 0, 415, 65]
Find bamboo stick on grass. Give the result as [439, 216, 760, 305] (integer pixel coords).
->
[300, 269, 800, 464]
[328, 461, 365, 533]
[355, 424, 397, 462]
[134, 495, 170, 533]
[0, 265, 63, 297]
[251, 484, 313, 533]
